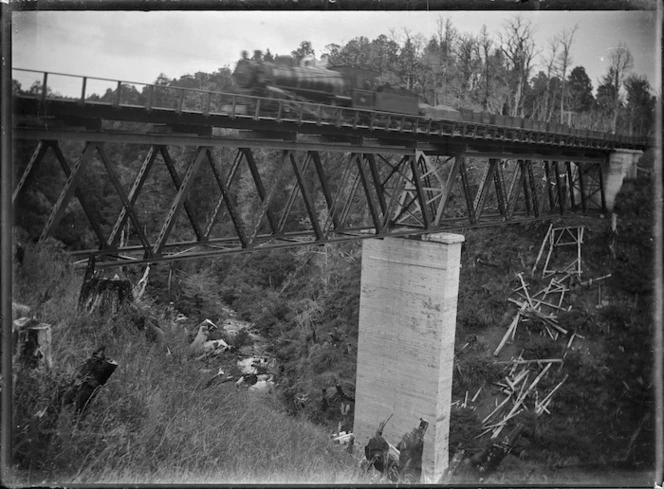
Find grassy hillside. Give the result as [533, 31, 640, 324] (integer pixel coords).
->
[9, 242, 366, 485]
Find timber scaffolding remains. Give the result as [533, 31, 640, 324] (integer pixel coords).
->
[449, 224, 613, 477]
[489, 226, 592, 427]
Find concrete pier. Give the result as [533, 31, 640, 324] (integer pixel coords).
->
[603, 149, 643, 211]
[353, 233, 464, 483]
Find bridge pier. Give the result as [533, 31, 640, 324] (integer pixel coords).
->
[353, 233, 464, 482]
[603, 149, 643, 211]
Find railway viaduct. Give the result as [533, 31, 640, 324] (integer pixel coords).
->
[7, 70, 650, 481]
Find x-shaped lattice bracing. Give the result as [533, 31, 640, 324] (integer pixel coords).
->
[13, 138, 608, 267]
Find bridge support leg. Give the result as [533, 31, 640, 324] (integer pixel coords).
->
[603, 149, 643, 211]
[354, 233, 464, 483]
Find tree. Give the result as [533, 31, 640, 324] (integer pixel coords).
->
[455, 32, 479, 105]
[329, 36, 371, 67]
[624, 74, 655, 136]
[12, 79, 23, 95]
[395, 30, 425, 91]
[433, 17, 458, 104]
[477, 25, 492, 110]
[567, 66, 594, 113]
[500, 15, 538, 117]
[291, 40, 315, 63]
[603, 43, 634, 133]
[538, 36, 559, 121]
[477, 24, 508, 112]
[527, 71, 560, 121]
[595, 78, 619, 131]
[555, 24, 578, 123]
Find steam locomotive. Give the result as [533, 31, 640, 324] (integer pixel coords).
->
[232, 51, 464, 123]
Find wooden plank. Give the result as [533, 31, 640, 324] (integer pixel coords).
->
[492, 363, 552, 438]
[493, 310, 522, 356]
[530, 224, 553, 277]
[496, 358, 563, 365]
[516, 273, 535, 309]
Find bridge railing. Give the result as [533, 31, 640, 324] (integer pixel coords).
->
[13, 68, 650, 149]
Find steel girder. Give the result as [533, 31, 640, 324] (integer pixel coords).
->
[13, 137, 607, 268]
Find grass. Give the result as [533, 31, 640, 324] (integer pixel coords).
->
[9, 241, 368, 486]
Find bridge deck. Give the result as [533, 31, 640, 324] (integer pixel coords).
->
[12, 69, 649, 155]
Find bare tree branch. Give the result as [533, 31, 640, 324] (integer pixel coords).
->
[556, 24, 579, 123]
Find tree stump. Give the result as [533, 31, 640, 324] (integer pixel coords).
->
[13, 317, 53, 370]
[78, 256, 133, 315]
[397, 419, 429, 483]
[59, 346, 118, 414]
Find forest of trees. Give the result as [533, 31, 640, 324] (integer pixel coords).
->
[259, 16, 655, 136]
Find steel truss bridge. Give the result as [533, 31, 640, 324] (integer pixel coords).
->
[11, 69, 649, 268]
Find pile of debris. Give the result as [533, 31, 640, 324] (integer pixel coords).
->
[479, 358, 568, 440]
[494, 272, 572, 355]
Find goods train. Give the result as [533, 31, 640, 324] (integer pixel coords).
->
[232, 51, 639, 143]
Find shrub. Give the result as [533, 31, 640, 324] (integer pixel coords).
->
[455, 356, 502, 393]
[557, 309, 595, 334]
[449, 407, 482, 454]
[233, 327, 253, 349]
[520, 332, 566, 359]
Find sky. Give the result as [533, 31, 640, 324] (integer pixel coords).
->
[11, 9, 660, 98]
